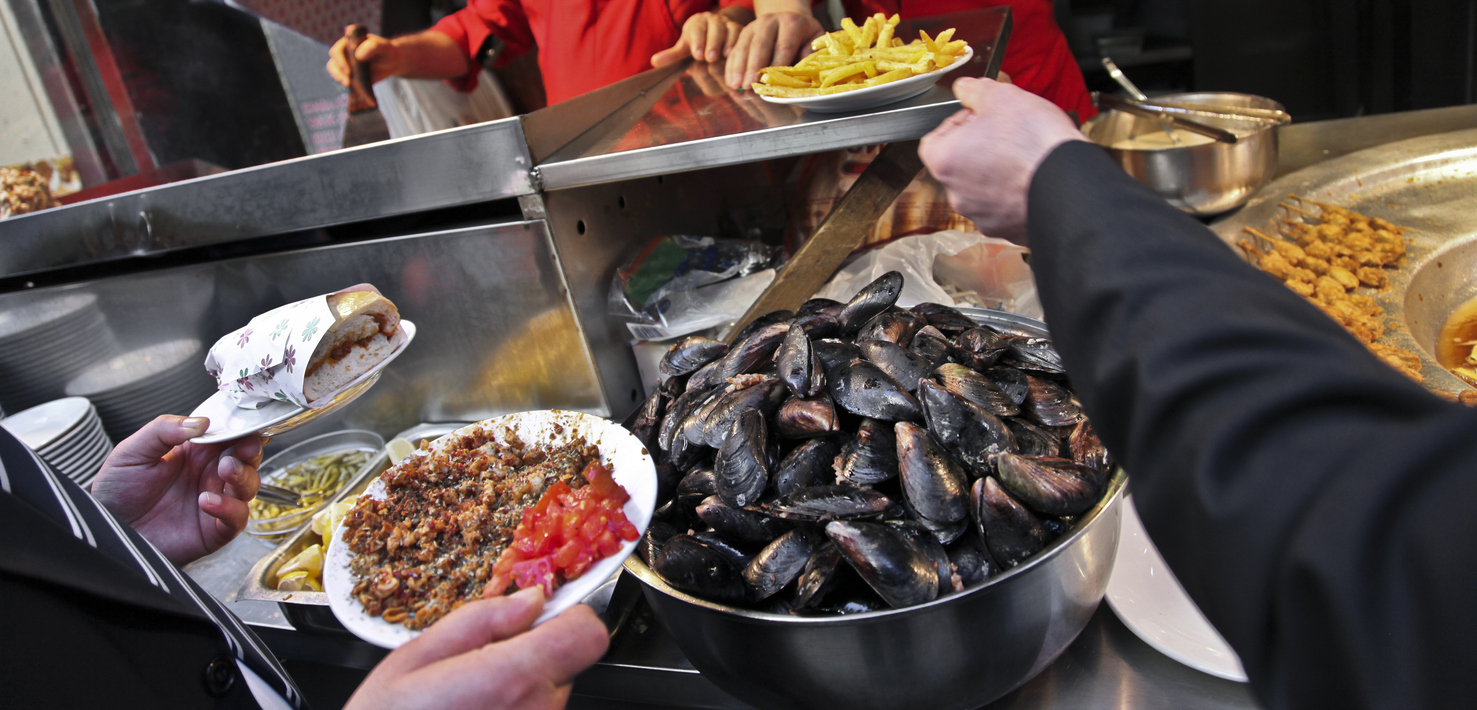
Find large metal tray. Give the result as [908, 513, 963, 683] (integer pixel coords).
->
[1210, 127, 1477, 396]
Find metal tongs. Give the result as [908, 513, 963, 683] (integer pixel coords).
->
[1093, 92, 1242, 145]
[257, 483, 305, 507]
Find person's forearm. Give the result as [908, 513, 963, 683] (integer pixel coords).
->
[391, 30, 472, 80]
[1026, 141, 1477, 708]
[719, 4, 756, 23]
[751, 0, 811, 16]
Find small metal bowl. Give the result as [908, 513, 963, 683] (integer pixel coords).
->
[1083, 92, 1285, 216]
[244, 430, 384, 541]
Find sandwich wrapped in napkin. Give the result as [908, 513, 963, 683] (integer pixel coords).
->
[205, 285, 402, 409]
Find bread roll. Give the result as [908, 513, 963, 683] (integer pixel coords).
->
[303, 288, 400, 403]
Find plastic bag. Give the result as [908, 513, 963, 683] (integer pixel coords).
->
[611, 235, 784, 342]
[815, 230, 1042, 320]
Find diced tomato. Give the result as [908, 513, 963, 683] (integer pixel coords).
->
[614, 517, 640, 541]
[594, 529, 621, 557]
[566, 548, 595, 578]
[511, 557, 556, 596]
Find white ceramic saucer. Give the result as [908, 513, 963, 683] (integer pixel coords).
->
[189, 321, 415, 444]
[1105, 495, 1248, 682]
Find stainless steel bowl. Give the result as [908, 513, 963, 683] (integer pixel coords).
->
[1083, 92, 1284, 216]
[623, 309, 1126, 710]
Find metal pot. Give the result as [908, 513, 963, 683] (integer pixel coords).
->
[1083, 92, 1284, 216]
[623, 305, 1125, 710]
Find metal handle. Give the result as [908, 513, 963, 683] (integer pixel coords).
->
[1101, 57, 1149, 101]
[343, 24, 378, 112]
[1094, 93, 1241, 144]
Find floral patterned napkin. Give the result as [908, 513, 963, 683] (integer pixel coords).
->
[204, 294, 336, 409]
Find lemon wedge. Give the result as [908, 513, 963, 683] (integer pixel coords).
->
[386, 437, 415, 465]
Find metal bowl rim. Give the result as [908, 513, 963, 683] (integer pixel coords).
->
[1084, 91, 1286, 153]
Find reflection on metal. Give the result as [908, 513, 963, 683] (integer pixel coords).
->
[1211, 127, 1477, 396]
[42, 0, 153, 175]
[2, 0, 106, 185]
[520, 61, 690, 165]
[260, 17, 349, 155]
[533, 7, 1009, 191]
[0, 221, 606, 440]
[0, 117, 535, 278]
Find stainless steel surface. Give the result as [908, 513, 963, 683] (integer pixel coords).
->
[4, 0, 108, 186]
[622, 309, 1125, 710]
[1211, 126, 1477, 396]
[1275, 103, 1477, 178]
[0, 118, 535, 278]
[1095, 94, 1239, 144]
[1101, 57, 1181, 146]
[626, 472, 1125, 710]
[1136, 98, 1290, 125]
[38, 0, 151, 175]
[1084, 92, 1283, 216]
[0, 219, 607, 436]
[531, 8, 1009, 191]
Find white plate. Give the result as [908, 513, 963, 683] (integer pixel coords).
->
[189, 321, 416, 444]
[324, 409, 657, 649]
[757, 45, 972, 113]
[2, 397, 94, 450]
[1105, 495, 1248, 682]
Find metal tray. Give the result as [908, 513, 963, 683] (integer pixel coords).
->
[237, 423, 466, 606]
[1210, 127, 1477, 396]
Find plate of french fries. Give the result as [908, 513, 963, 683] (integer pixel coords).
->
[752, 14, 972, 113]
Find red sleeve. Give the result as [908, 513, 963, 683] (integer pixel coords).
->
[994, 0, 1096, 121]
[429, 0, 535, 92]
[720, 0, 755, 8]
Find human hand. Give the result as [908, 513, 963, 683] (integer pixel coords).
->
[652, 10, 748, 67]
[919, 78, 1086, 244]
[89, 416, 263, 565]
[328, 31, 404, 87]
[725, 12, 824, 89]
[344, 588, 610, 710]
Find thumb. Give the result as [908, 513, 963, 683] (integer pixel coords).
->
[651, 41, 689, 67]
[380, 587, 546, 673]
[111, 415, 209, 463]
[952, 76, 998, 112]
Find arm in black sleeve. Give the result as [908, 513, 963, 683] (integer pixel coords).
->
[1026, 140, 1477, 710]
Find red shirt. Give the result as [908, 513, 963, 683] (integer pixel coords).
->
[840, 0, 1095, 120]
[432, 0, 750, 105]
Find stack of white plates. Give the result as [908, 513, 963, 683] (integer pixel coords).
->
[0, 397, 112, 487]
[0, 294, 122, 412]
[65, 339, 218, 442]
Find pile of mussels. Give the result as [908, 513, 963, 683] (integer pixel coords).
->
[626, 272, 1115, 615]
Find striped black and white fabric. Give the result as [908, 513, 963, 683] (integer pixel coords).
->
[0, 427, 306, 709]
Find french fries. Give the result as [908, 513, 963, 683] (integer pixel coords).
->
[752, 14, 970, 99]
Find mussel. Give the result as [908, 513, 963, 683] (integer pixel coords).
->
[910, 302, 979, 333]
[743, 527, 827, 602]
[659, 336, 729, 377]
[931, 363, 1019, 417]
[836, 271, 904, 336]
[776, 324, 823, 397]
[829, 359, 923, 421]
[775, 394, 840, 438]
[855, 311, 925, 347]
[765, 485, 896, 521]
[773, 436, 843, 497]
[859, 339, 933, 392]
[918, 379, 1016, 478]
[909, 325, 953, 368]
[895, 422, 970, 526]
[952, 327, 1009, 370]
[653, 535, 746, 604]
[696, 495, 793, 545]
[826, 520, 939, 609]
[992, 452, 1101, 517]
[792, 542, 845, 612]
[1069, 420, 1112, 472]
[834, 418, 898, 485]
[970, 477, 1049, 567]
[1023, 375, 1085, 427]
[714, 410, 769, 507]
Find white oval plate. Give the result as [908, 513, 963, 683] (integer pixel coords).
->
[757, 46, 972, 114]
[1105, 495, 1249, 682]
[188, 321, 415, 444]
[324, 410, 657, 649]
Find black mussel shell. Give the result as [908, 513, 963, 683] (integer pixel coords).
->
[651, 497, 683, 523]
[909, 302, 979, 333]
[1023, 375, 1085, 427]
[653, 535, 746, 604]
[887, 519, 954, 595]
[685, 359, 725, 393]
[1002, 336, 1066, 374]
[918, 380, 1017, 478]
[701, 378, 787, 448]
[952, 327, 1009, 370]
[660, 386, 709, 452]
[660, 336, 730, 377]
[826, 520, 939, 609]
[692, 529, 757, 570]
[992, 452, 1102, 517]
[931, 363, 1019, 418]
[859, 339, 933, 392]
[677, 466, 718, 513]
[983, 366, 1030, 406]
[946, 536, 997, 588]
[791, 542, 844, 612]
[678, 385, 730, 447]
[714, 410, 770, 507]
[638, 521, 683, 566]
[696, 495, 793, 545]
[970, 477, 1049, 567]
[668, 434, 709, 472]
[743, 527, 827, 602]
[1069, 420, 1113, 472]
[813, 338, 862, 373]
[654, 462, 682, 507]
[729, 310, 794, 346]
[792, 311, 841, 339]
[775, 394, 840, 438]
[835, 418, 898, 485]
[797, 297, 843, 316]
[776, 324, 816, 398]
[829, 359, 923, 421]
[773, 436, 843, 497]
[764, 484, 896, 521]
[855, 311, 925, 348]
[1007, 418, 1062, 458]
[836, 271, 904, 336]
[917, 515, 969, 546]
[895, 422, 970, 525]
[909, 325, 953, 368]
[706, 321, 789, 384]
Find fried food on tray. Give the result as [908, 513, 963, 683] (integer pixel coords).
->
[0, 167, 55, 219]
[1239, 195, 1422, 382]
[751, 14, 969, 98]
[341, 424, 629, 630]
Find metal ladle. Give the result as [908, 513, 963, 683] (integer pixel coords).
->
[1102, 57, 1181, 145]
